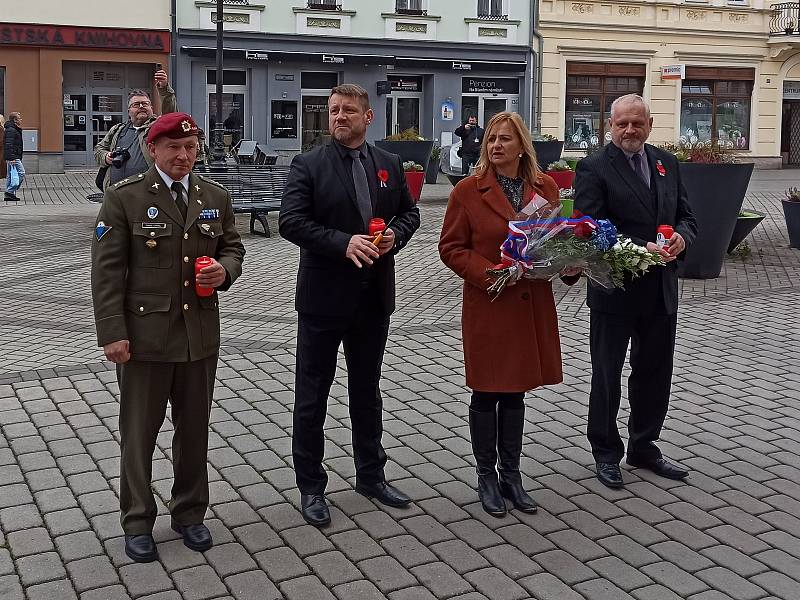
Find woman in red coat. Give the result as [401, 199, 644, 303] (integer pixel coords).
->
[439, 112, 576, 517]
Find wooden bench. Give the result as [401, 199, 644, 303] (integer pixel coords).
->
[193, 164, 290, 237]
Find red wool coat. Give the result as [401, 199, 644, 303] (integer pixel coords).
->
[439, 169, 564, 393]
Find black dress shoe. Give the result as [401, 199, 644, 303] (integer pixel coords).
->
[355, 481, 412, 507]
[124, 534, 158, 563]
[171, 520, 213, 552]
[596, 462, 624, 489]
[626, 456, 689, 480]
[301, 494, 331, 527]
[4, 193, 19, 201]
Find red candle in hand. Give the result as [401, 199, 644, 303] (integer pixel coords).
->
[195, 256, 214, 297]
[656, 225, 674, 249]
[368, 218, 385, 238]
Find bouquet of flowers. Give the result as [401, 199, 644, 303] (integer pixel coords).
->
[486, 197, 664, 299]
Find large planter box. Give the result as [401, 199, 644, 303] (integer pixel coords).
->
[783, 199, 800, 249]
[425, 155, 440, 183]
[546, 170, 575, 190]
[533, 140, 564, 173]
[727, 210, 765, 254]
[677, 162, 754, 279]
[374, 140, 434, 171]
[404, 171, 425, 203]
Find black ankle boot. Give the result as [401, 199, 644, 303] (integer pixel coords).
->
[497, 406, 537, 514]
[469, 408, 506, 517]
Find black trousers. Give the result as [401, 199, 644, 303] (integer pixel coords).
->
[587, 309, 677, 464]
[117, 356, 217, 535]
[293, 289, 390, 494]
[461, 153, 479, 175]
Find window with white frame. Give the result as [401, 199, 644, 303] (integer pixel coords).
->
[396, 0, 426, 14]
[308, 0, 340, 10]
[478, 0, 506, 18]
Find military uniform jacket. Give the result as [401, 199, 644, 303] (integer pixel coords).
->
[91, 166, 245, 362]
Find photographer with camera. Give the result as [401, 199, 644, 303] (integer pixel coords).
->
[454, 115, 484, 175]
[93, 68, 177, 190]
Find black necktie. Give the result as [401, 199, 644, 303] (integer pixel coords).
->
[171, 181, 187, 220]
[631, 153, 649, 187]
[349, 149, 372, 229]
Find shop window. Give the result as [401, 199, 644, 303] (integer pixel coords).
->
[271, 100, 298, 139]
[564, 62, 645, 150]
[680, 67, 753, 149]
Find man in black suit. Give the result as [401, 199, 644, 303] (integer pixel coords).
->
[574, 94, 697, 489]
[279, 84, 420, 526]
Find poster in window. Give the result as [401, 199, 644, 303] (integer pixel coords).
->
[271, 100, 298, 139]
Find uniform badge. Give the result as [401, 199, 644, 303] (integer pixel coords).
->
[95, 221, 112, 241]
[201, 223, 211, 232]
[147, 206, 158, 219]
[145, 239, 157, 249]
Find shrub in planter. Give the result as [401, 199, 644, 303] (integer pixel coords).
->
[545, 159, 576, 190]
[425, 144, 441, 184]
[728, 209, 765, 254]
[375, 128, 434, 172]
[403, 161, 425, 202]
[783, 187, 800, 249]
[532, 132, 563, 173]
[658, 141, 753, 279]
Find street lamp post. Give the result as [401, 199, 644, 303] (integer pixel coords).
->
[212, 0, 226, 163]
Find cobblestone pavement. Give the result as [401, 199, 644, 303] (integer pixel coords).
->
[0, 170, 799, 599]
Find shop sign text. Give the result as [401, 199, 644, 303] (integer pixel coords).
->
[0, 23, 169, 51]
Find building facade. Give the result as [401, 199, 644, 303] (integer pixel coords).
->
[0, 2, 172, 172]
[176, 0, 534, 158]
[538, 0, 800, 168]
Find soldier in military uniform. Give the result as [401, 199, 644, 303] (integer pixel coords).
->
[91, 112, 245, 563]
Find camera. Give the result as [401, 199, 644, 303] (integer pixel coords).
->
[109, 147, 131, 169]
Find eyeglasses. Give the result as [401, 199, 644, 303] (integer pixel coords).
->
[129, 101, 152, 109]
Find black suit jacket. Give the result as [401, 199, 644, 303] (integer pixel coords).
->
[279, 142, 421, 317]
[574, 143, 697, 315]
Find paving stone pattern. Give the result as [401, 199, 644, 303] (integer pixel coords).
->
[0, 171, 798, 599]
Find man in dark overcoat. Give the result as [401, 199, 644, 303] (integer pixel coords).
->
[574, 94, 697, 489]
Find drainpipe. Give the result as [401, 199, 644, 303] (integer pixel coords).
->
[530, 0, 544, 132]
[170, 0, 178, 85]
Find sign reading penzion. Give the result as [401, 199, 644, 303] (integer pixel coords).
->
[0, 23, 168, 51]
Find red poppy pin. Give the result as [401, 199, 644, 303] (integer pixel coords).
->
[656, 160, 666, 177]
[377, 169, 389, 188]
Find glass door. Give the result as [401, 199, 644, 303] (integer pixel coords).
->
[302, 95, 329, 152]
[91, 92, 124, 155]
[63, 91, 89, 167]
[206, 69, 248, 155]
[482, 98, 508, 125]
[386, 94, 421, 136]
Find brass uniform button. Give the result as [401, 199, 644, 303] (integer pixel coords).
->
[184, 233, 189, 240]
[139, 306, 144, 312]
[183, 256, 189, 263]
[150, 231, 156, 237]
[183, 304, 189, 310]
[184, 280, 190, 287]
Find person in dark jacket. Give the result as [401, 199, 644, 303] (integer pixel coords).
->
[454, 116, 484, 175]
[4, 112, 24, 201]
[0, 114, 6, 180]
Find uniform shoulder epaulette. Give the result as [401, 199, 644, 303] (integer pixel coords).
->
[112, 173, 146, 190]
[196, 174, 226, 190]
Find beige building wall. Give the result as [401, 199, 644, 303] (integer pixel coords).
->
[538, 0, 800, 167]
[9, 1, 170, 29]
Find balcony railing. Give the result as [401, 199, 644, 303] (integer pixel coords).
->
[771, 3, 800, 35]
[476, 13, 509, 20]
[397, 8, 427, 15]
[307, 1, 341, 10]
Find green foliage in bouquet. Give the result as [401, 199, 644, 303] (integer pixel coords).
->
[385, 128, 426, 141]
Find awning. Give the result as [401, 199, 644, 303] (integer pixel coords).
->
[181, 45, 527, 72]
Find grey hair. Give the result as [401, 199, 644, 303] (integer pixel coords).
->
[610, 94, 650, 120]
[127, 89, 152, 102]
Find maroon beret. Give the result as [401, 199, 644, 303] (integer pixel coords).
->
[146, 112, 200, 144]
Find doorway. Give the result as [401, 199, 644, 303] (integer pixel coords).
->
[461, 95, 520, 126]
[386, 76, 423, 136]
[782, 101, 800, 165]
